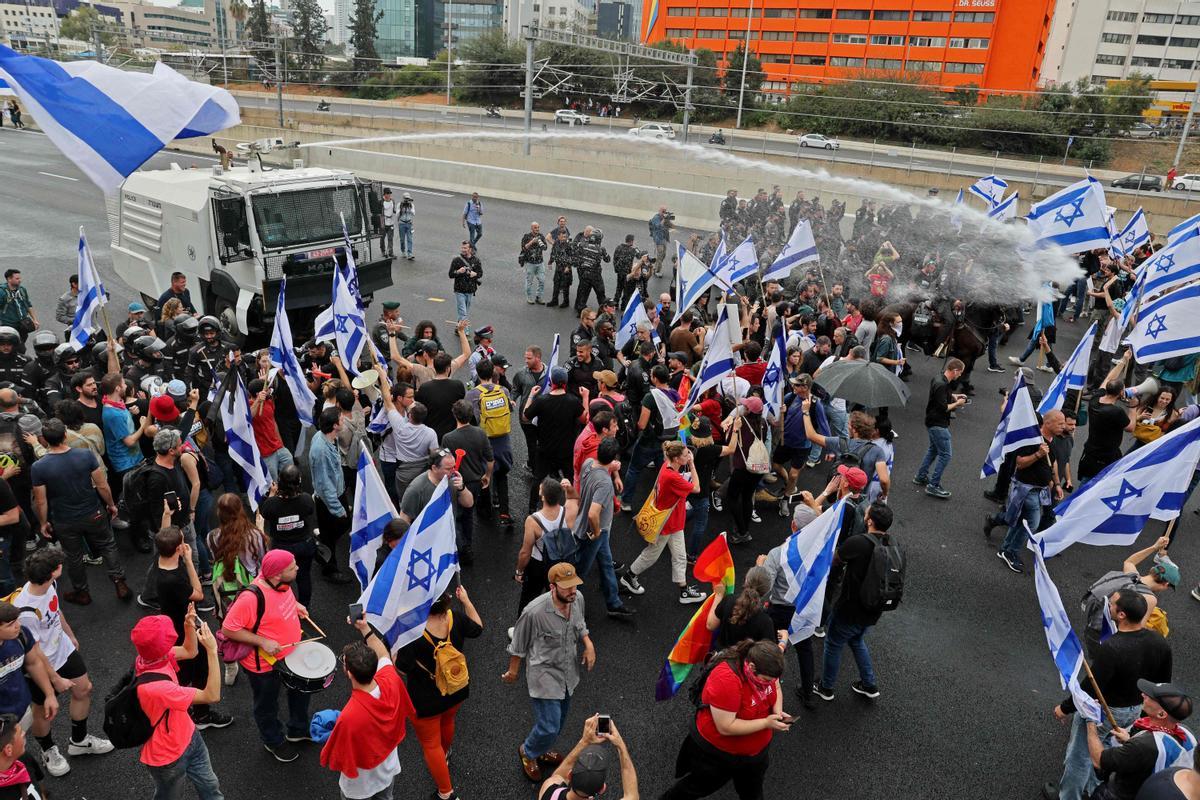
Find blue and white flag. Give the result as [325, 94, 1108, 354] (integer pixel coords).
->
[675, 242, 731, 323]
[366, 395, 389, 435]
[1152, 729, 1198, 772]
[1126, 283, 1200, 365]
[68, 227, 106, 351]
[970, 174, 1008, 207]
[1029, 538, 1104, 724]
[1039, 321, 1097, 415]
[217, 369, 272, 511]
[1034, 416, 1200, 557]
[950, 188, 965, 234]
[783, 500, 846, 643]
[988, 191, 1019, 222]
[684, 305, 739, 412]
[616, 294, 662, 352]
[1138, 225, 1200, 307]
[1168, 212, 1200, 245]
[1026, 177, 1112, 254]
[539, 333, 560, 393]
[332, 263, 369, 376]
[763, 220, 818, 283]
[716, 235, 758, 287]
[349, 446, 399, 590]
[761, 322, 786, 422]
[268, 278, 317, 428]
[1116, 208, 1150, 257]
[359, 475, 458, 649]
[0, 44, 239, 194]
[981, 372, 1043, 478]
[312, 306, 336, 343]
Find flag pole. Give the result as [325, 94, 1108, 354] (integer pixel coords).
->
[1080, 657, 1120, 730]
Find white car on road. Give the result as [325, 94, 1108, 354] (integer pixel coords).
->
[554, 109, 591, 125]
[630, 123, 676, 139]
[798, 133, 840, 150]
[1172, 173, 1200, 192]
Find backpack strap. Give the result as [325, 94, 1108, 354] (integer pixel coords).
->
[134, 672, 175, 733]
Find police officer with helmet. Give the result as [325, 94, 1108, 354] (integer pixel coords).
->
[185, 316, 228, 398]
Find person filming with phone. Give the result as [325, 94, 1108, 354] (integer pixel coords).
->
[538, 714, 639, 800]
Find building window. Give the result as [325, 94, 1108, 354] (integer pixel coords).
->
[1101, 33, 1131, 44]
[873, 9, 907, 20]
[870, 34, 904, 45]
[761, 80, 789, 89]
[1178, 15, 1200, 25]
[794, 31, 827, 42]
[761, 53, 791, 62]
[1137, 34, 1168, 46]
[794, 54, 825, 65]
[1105, 10, 1136, 22]
[965, 37, 988, 48]
[944, 61, 984, 73]
[948, 37, 964, 47]
[726, 29, 759, 37]
[908, 36, 946, 47]
[832, 32, 866, 44]
[762, 8, 794, 18]
[836, 9, 869, 20]
[829, 56, 864, 67]
[905, 60, 943, 72]
[665, 27, 691, 36]
[1130, 56, 1162, 67]
[761, 30, 791, 40]
[1143, 12, 1174, 23]
[866, 57, 902, 69]
[666, 7, 696, 16]
[1094, 53, 1125, 65]
[954, 12, 994, 23]
[695, 27, 723, 36]
[912, 10, 950, 22]
[1170, 36, 1200, 47]
[1163, 59, 1196, 70]
[697, 7, 723, 16]
[798, 8, 832, 18]
[729, 7, 763, 16]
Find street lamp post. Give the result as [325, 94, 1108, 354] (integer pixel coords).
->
[735, 0, 752, 129]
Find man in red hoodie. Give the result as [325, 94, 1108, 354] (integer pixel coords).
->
[320, 616, 415, 800]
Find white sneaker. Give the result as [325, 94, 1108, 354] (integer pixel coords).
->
[67, 734, 114, 756]
[1008, 356, 1023, 365]
[43, 746, 70, 776]
[507, 626, 514, 641]
[223, 661, 239, 686]
[750, 510, 762, 523]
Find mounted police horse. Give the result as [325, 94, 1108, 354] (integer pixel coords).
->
[880, 295, 990, 393]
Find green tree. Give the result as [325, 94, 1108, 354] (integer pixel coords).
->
[1104, 71, 1155, 132]
[349, 0, 382, 82]
[60, 6, 115, 46]
[246, 0, 271, 46]
[290, 0, 328, 79]
[722, 44, 764, 99]
[455, 30, 525, 103]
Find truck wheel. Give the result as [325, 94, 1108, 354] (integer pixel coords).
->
[213, 297, 245, 346]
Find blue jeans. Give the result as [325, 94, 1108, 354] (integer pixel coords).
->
[819, 612, 876, 690]
[467, 222, 483, 247]
[916, 426, 952, 488]
[262, 448, 294, 482]
[397, 221, 413, 255]
[146, 729, 224, 800]
[525, 261, 546, 302]
[620, 437, 662, 506]
[1000, 490, 1043, 557]
[523, 694, 570, 759]
[245, 666, 311, 747]
[1019, 335, 1040, 362]
[1059, 704, 1140, 800]
[575, 528, 622, 611]
[455, 292, 473, 321]
[380, 460, 400, 507]
[685, 496, 710, 558]
[987, 329, 1001, 369]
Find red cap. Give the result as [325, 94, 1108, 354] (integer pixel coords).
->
[837, 464, 869, 491]
[150, 394, 180, 423]
[131, 615, 178, 662]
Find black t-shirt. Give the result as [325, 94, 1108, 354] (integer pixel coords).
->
[258, 494, 317, 545]
[78, 401, 103, 430]
[1013, 440, 1054, 487]
[924, 376, 954, 428]
[1099, 731, 1162, 800]
[441, 426, 493, 483]
[1065, 628, 1172, 713]
[394, 612, 483, 717]
[1086, 398, 1130, 458]
[0, 478, 28, 541]
[1136, 768, 1190, 800]
[834, 533, 885, 627]
[415, 379, 467, 441]
[526, 392, 583, 458]
[714, 594, 776, 649]
[149, 562, 193, 643]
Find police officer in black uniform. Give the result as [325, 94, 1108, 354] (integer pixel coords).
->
[612, 234, 637, 311]
[573, 228, 609, 313]
[566, 337, 600, 399]
[163, 315, 199, 380]
[547, 230, 574, 308]
[24, 330, 59, 408]
[43, 343, 82, 409]
[124, 335, 168, 388]
[185, 316, 229, 399]
[0, 327, 30, 398]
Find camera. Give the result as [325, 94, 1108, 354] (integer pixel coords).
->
[664, 212, 676, 223]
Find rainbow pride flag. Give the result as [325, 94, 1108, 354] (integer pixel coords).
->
[654, 533, 736, 701]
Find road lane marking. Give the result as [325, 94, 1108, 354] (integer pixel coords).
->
[427, 297, 445, 302]
[37, 171, 79, 181]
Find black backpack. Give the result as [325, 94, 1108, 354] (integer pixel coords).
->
[535, 513, 579, 566]
[610, 398, 639, 452]
[103, 669, 172, 749]
[833, 437, 880, 486]
[859, 533, 905, 613]
[122, 461, 167, 525]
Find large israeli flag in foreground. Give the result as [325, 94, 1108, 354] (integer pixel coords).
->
[763, 220, 818, 283]
[676, 242, 730, 323]
[981, 372, 1042, 478]
[1126, 283, 1200, 364]
[0, 45, 239, 194]
[1038, 321, 1096, 415]
[1026, 178, 1112, 254]
[783, 500, 846, 643]
[349, 447, 399, 590]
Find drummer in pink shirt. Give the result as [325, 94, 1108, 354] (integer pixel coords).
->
[219, 550, 310, 763]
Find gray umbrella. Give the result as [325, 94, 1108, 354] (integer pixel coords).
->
[813, 359, 910, 408]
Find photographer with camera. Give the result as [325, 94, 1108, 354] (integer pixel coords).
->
[520, 222, 550, 306]
[649, 207, 674, 277]
[574, 229, 610, 314]
[449, 241, 483, 322]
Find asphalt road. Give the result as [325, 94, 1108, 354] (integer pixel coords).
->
[240, 92, 1200, 202]
[1, 125, 1198, 800]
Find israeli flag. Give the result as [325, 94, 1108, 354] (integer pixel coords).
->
[331, 263, 369, 376]
[717, 235, 758, 287]
[675, 241, 731, 324]
[312, 306, 336, 343]
[1039, 321, 1097, 415]
[1028, 539, 1103, 724]
[217, 369, 272, 511]
[359, 475, 458, 650]
[366, 396, 389, 435]
[268, 278, 317, 428]
[981, 372, 1043, 478]
[970, 175, 1008, 208]
[1126, 283, 1200, 364]
[0, 45, 239, 195]
[68, 228, 106, 351]
[1026, 178, 1112, 254]
[988, 191, 1019, 222]
[616, 295, 661, 352]
[1168, 212, 1200, 244]
[1034, 416, 1200, 557]
[1140, 225, 1200, 303]
[763, 220, 818, 283]
[1153, 729, 1197, 772]
[761, 322, 786, 422]
[1117, 208, 1150, 256]
[538, 333, 560, 393]
[684, 304, 739, 412]
[349, 446, 399, 590]
[950, 188, 965, 234]
[783, 500, 846, 643]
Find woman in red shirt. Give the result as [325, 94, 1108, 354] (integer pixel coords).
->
[662, 640, 791, 799]
[617, 441, 705, 604]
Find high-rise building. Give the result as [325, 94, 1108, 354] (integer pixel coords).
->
[331, 0, 352, 46]
[376, 0, 419, 58]
[502, 0, 594, 39]
[597, 0, 634, 39]
[641, 0, 1057, 96]
[0, 0, 59, 49]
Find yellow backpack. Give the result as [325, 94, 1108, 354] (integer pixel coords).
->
[420, 612, 470, 696]
[477, 383, 512, 438]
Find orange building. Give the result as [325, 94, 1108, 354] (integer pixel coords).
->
[643, 0, 1057, 96]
